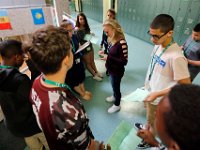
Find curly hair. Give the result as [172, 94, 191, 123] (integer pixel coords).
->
[164, 84, 200, 150]
[75, 13, 90, 33]
[29, 25, 71, 74]
[150, 14, 174, 33]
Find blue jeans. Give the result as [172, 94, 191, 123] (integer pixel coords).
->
[110, 75, 122, 106]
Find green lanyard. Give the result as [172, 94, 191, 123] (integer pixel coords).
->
[148, 39, 174, 81]
[0, 65, 18, 70]
[42, 77, 72, 92]
[71, 40, 76, 53]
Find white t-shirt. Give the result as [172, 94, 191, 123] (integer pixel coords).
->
[145, 43, 190, 105]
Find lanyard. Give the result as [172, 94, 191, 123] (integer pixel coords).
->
[148, 39, 174, 81]
[71, 40, 76, 53]
[0, 65, 18, 70]
[42, 77, 72, 92]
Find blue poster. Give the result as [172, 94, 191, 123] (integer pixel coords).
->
[31, 8, 45, 25]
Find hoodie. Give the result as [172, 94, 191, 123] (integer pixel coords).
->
[0, 68, 41, 137]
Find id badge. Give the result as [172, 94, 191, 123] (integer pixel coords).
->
[75, 58, 80, 64]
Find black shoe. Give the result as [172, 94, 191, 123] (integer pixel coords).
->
[137, 140, 151, 149]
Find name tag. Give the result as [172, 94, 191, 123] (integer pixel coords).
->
[75, 58, 80, 64]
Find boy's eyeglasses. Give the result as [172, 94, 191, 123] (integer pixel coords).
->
[147, 30, 168, 40]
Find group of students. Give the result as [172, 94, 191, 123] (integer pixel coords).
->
[0, 9, 200, 150]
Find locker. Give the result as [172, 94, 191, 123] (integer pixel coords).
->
[173, 0, 190, 43]
[179, 0, 200, 44]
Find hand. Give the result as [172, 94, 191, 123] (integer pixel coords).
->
[99, 142, 111, 150]
[137, 129, 159, 147]
[144, 92, 159, 102]
[143, 92, 159, 107]
[88, 139, 111, 150]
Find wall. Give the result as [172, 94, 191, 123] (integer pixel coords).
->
[81, 0, 103, 22]
[117, 0, 200, 44]
[0, 7, 54, 38]
[0, 0, 46, 8]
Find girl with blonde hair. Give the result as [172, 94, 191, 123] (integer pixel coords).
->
[103, 19, 128, 113]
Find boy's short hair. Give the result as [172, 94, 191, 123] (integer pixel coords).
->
[29, 26, 71, 74]
[193, 23, 200, 32]
[150, 14, 174, 33]
[0, 40, 23, 59]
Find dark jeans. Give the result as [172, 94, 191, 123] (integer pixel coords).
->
[110, 74, 122, 106]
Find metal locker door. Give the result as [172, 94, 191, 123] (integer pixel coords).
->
[173, 0, 190, 44]
[179, 0, 200, 44]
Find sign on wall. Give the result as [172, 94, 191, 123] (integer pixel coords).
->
[31, 8, 45, 25]
[0, 9, 12, 30]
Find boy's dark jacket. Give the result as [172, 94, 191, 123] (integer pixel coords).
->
[0, 68, 41, 137]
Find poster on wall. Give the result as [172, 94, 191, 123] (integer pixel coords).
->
[31, 8, 45, 25]
[0, 9, 12, 30]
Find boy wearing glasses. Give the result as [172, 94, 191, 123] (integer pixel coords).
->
[135, 14, 191, 149]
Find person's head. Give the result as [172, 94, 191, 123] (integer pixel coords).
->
[155, 84, 200, 150]
[0, 40, 24, 68]
[76, 13, 90, 32]
[149, 14, 174, 45]
[107, 9, 116, 20]
[29, 25, 72, 75]
[103, 19, 124, 44]
[192, 23, 200, 41]
[60, 20, 74, 38]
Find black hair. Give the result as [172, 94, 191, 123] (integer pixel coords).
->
[193, 23, 200, 32]
[75, 12, 90, 33]
[164, 84, 200, 150]
[29, 26, 71, 75]
[0, 40, 23, 59]
[150, 14, 174, 33]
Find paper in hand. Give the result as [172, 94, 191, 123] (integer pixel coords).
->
[75, 41, 91, 54]
[122, 88, 149, 102]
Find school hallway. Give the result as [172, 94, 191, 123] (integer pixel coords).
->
[72, 15, 200, 149]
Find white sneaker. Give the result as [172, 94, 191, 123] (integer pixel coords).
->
[96, 72, 103, 78]
[93, 75, 102, 81]
[108, 104, 121, 113]
[106, 96, 115, 102]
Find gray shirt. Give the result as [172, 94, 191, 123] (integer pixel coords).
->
[183, 35, 200, 81]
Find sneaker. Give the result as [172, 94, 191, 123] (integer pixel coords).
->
[106, 96, 115, 102]
[108, 104, 121, 113]
[96, 72, 103, 78]
[134, 123, 146, 130]
[93, 75, 102, 81]
[137, 140, 151, 149]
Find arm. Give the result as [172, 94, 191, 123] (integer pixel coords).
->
[144, 88, 170, 103]
[188, 59, 200, 66]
